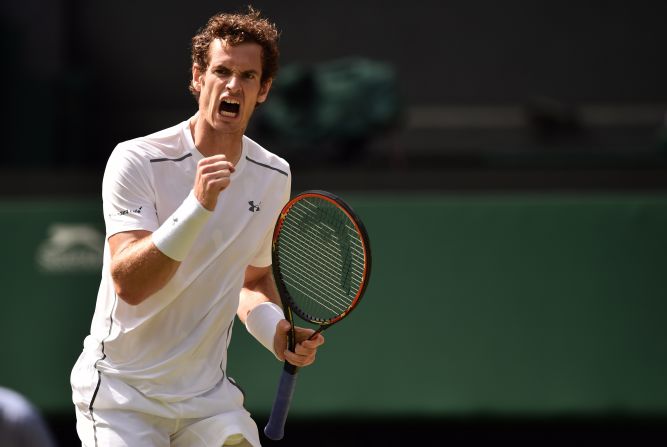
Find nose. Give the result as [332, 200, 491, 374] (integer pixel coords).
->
[226, 74, 241, 92]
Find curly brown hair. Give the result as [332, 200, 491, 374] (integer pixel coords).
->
[189, 6, 280, 100]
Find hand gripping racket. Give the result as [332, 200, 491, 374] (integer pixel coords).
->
[264, 190, 372, 440]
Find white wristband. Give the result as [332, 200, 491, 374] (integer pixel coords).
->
[245, 302, 284, 360]
[151, 191, 212, 261]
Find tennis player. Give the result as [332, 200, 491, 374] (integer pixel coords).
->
[70, 8, 324, 447]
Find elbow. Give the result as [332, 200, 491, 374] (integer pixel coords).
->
[110, 266, 149, 306]
[109, 254, 178, 306]
[113, 284, 148, 306]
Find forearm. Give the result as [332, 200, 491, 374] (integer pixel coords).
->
[110, 234, 180, 305]
[240, 264, 324, 364]
[110, 190, 213, 305]
[240, 265, 285, 358]
[238, 268, 281, 323]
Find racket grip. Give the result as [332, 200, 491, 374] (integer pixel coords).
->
[264, 368, 298, 440]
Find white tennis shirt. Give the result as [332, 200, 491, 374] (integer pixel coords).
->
[71, 117, 290, 413]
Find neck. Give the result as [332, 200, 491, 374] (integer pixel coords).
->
[189, 116, 243, 164]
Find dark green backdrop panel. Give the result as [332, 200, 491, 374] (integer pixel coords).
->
[1, 195, 666, 416]
[0, 200, 102, 412]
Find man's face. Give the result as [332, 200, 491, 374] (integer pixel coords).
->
[192, 39, 271, 135]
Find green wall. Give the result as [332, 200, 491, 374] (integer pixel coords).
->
[1, 194, 666, 417]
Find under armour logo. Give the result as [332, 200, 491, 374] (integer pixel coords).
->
[248, 201, 261, 212]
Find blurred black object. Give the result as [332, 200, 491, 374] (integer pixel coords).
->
[255, 58, 402, 163]
[525, 96, 583, 141]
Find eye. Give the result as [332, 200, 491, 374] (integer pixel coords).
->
[214, 67, 231, 76]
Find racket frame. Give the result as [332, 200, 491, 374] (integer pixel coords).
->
[271, 190, 372, 329]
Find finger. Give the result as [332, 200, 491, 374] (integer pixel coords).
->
[293, 328, 324, 346]
[277, 319, 291, 334]
[202, 170, 233, 184]
[283, 349, 316, 367]
[202, 176, 231, 193]
[293, 342, 317, 356]
[306, 332, 325, 346]
[199, 154, 228, 164]
[198, 154, 236, 171]
[292, 326, 316, 340]
[200, 165, 234, 188]
[295, 337, 324, 352]
[200, 161, 235, 175]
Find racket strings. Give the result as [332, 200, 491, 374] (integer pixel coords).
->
[277, 198, 366, 322]
[279, 230, 363, 305]
[280, 220, 360, 313]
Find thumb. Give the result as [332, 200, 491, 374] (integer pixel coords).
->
[276, 319, 291, 334]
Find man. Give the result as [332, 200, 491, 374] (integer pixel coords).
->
[71, 8, 324, 447]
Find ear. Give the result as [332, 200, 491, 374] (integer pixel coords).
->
[191, 64, 205, 92]
[256, 78, 273, 104]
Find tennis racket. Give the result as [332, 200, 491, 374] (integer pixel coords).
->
[264, 190, 372, 441]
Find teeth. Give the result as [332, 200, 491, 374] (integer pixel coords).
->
[219, 97, 240, 117]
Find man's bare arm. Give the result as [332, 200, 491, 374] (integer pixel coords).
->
[108, 230, 180, 305]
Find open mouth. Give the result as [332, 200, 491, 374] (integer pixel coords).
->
[219, 98, 240, 118]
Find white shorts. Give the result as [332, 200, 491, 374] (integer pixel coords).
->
[74, 405, 256, 447]
[72, 363, 261, 447]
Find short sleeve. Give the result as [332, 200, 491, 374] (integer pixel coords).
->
[102, 144, 160, 238]
[250, 174, 291, 268]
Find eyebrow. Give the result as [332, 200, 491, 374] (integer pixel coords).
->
[242, 68, 260, 77]
[211, 63, 259, 77]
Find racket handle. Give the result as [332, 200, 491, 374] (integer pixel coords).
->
[264, 367, 299, 440]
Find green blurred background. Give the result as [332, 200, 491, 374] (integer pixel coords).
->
[2, 0, 667, 445]
[2, 195, 666, 444]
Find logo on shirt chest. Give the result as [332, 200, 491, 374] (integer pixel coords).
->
[248, 201, 261, 212]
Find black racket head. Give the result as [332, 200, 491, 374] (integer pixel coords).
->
[272, 190, 371, 327]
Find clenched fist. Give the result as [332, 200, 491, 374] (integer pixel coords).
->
[193, 155, 236, 211]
